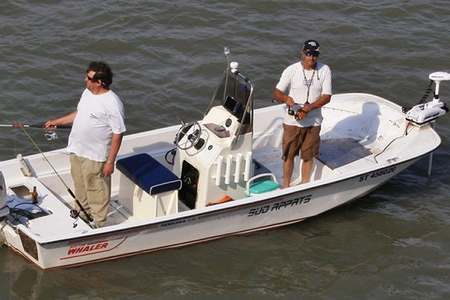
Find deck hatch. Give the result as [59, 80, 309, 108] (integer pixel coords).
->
[319, 138, 372, 169]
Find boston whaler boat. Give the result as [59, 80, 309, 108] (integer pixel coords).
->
[0, 51, 448, 269]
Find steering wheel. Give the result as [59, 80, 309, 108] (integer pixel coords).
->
[174, 121, 202, 150]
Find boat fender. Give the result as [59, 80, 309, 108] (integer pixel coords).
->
[0, 221, 6, 246]
[17, 154, 33, 177]
[0, 171, 10, 219]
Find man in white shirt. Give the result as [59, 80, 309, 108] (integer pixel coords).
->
[273, 40, 332, 188]
[45, 62, 126, 227]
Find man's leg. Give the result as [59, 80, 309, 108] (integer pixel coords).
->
[299, 126, 321, 184]
[282, 124, 301, 188]
[70, 154, 92, 220]
[84, 159, 111, 227]
[283, 157, 295, 188]
[301, 159, 313, 183]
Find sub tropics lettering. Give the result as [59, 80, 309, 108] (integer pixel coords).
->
[248, 194, 312, 217]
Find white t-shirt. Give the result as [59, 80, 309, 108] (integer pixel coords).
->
[67, 89, 126, 162]
[276, 61, 332, 127]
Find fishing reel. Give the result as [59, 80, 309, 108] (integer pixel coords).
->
[44, 130, 58, 141]
[406, 72, 450, 126]
[9, 121, 60, 141]
[288, 103, 306, 120]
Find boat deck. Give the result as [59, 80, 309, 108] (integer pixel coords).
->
[7, 177, 92, 239]
[7, 137, 372, 239]
[2, 93, 412, 241]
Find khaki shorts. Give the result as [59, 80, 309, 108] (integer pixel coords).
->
[282, 124, 321, 161]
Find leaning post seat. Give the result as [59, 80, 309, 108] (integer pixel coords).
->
[116, 153, 182, 220]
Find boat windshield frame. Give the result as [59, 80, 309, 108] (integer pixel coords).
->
[205, 66, 254, 135]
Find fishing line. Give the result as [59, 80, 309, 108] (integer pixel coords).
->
[322, 106, 359, 114]
[19, 126, 94, 224]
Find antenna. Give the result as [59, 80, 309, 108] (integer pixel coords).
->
[223, 47, 231, 100]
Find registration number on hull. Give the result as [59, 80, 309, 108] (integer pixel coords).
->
[359, 166, 397, 182]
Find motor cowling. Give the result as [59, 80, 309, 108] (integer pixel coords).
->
[406, 99, 448, 126]
[0, 171, 9, 218]
[406, 71, 450, 126]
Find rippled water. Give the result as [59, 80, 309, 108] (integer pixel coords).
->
[1, 1, 449, 299]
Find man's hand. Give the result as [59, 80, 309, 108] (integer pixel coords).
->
[295, 109, 307, 120]
[302, 103, 314, 113]
[43, 112, 77, 129]
[44, 119, 58, 129]
[102, 162, 114, 177]
[285, 96, 295, 107]
[104, 133, 123, 177]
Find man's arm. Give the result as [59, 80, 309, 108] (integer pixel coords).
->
[295, 94, 331, 120]
[273, 88, 295, 107]
[102, 133, 123, 177]
[44, 111, 77, 128]
[302, 94, 332, 113]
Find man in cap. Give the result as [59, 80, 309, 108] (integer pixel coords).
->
[45, 61, 126, 227]
[273, 40, 332, 188]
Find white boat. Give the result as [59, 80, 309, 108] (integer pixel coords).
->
[0, 59, 448, 269]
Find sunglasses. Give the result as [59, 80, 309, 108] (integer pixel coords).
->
[304, 51, 319, 57]
[86, 75, 97, 82]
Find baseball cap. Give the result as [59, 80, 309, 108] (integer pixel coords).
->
[303, 40, 320, 55]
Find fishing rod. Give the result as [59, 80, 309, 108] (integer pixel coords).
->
[0, 122, 71, 129]
[17, 126, 95, 228]
[1, 122, 72, 141]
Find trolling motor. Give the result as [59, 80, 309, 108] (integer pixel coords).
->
[406, 72, 450, 126]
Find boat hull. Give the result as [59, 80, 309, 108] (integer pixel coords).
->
[3, 157, 416, 269]
[1, 92, 442, 269]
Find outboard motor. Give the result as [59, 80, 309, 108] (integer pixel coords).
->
[0, 171, 10, 218]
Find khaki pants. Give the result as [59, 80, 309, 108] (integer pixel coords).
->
[70, 154, 111, 227]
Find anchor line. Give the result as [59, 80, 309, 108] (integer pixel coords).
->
[19, 126, 94, 223]
[373, 121, 414, 163]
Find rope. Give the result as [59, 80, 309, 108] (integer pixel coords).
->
[373, 122, 414, 163]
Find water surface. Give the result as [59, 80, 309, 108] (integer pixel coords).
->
[1, 1, 449, 299]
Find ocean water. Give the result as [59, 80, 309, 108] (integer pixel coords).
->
[1, 1, 449, 299]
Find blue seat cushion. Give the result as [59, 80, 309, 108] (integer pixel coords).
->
[116, 153, 181, 195]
